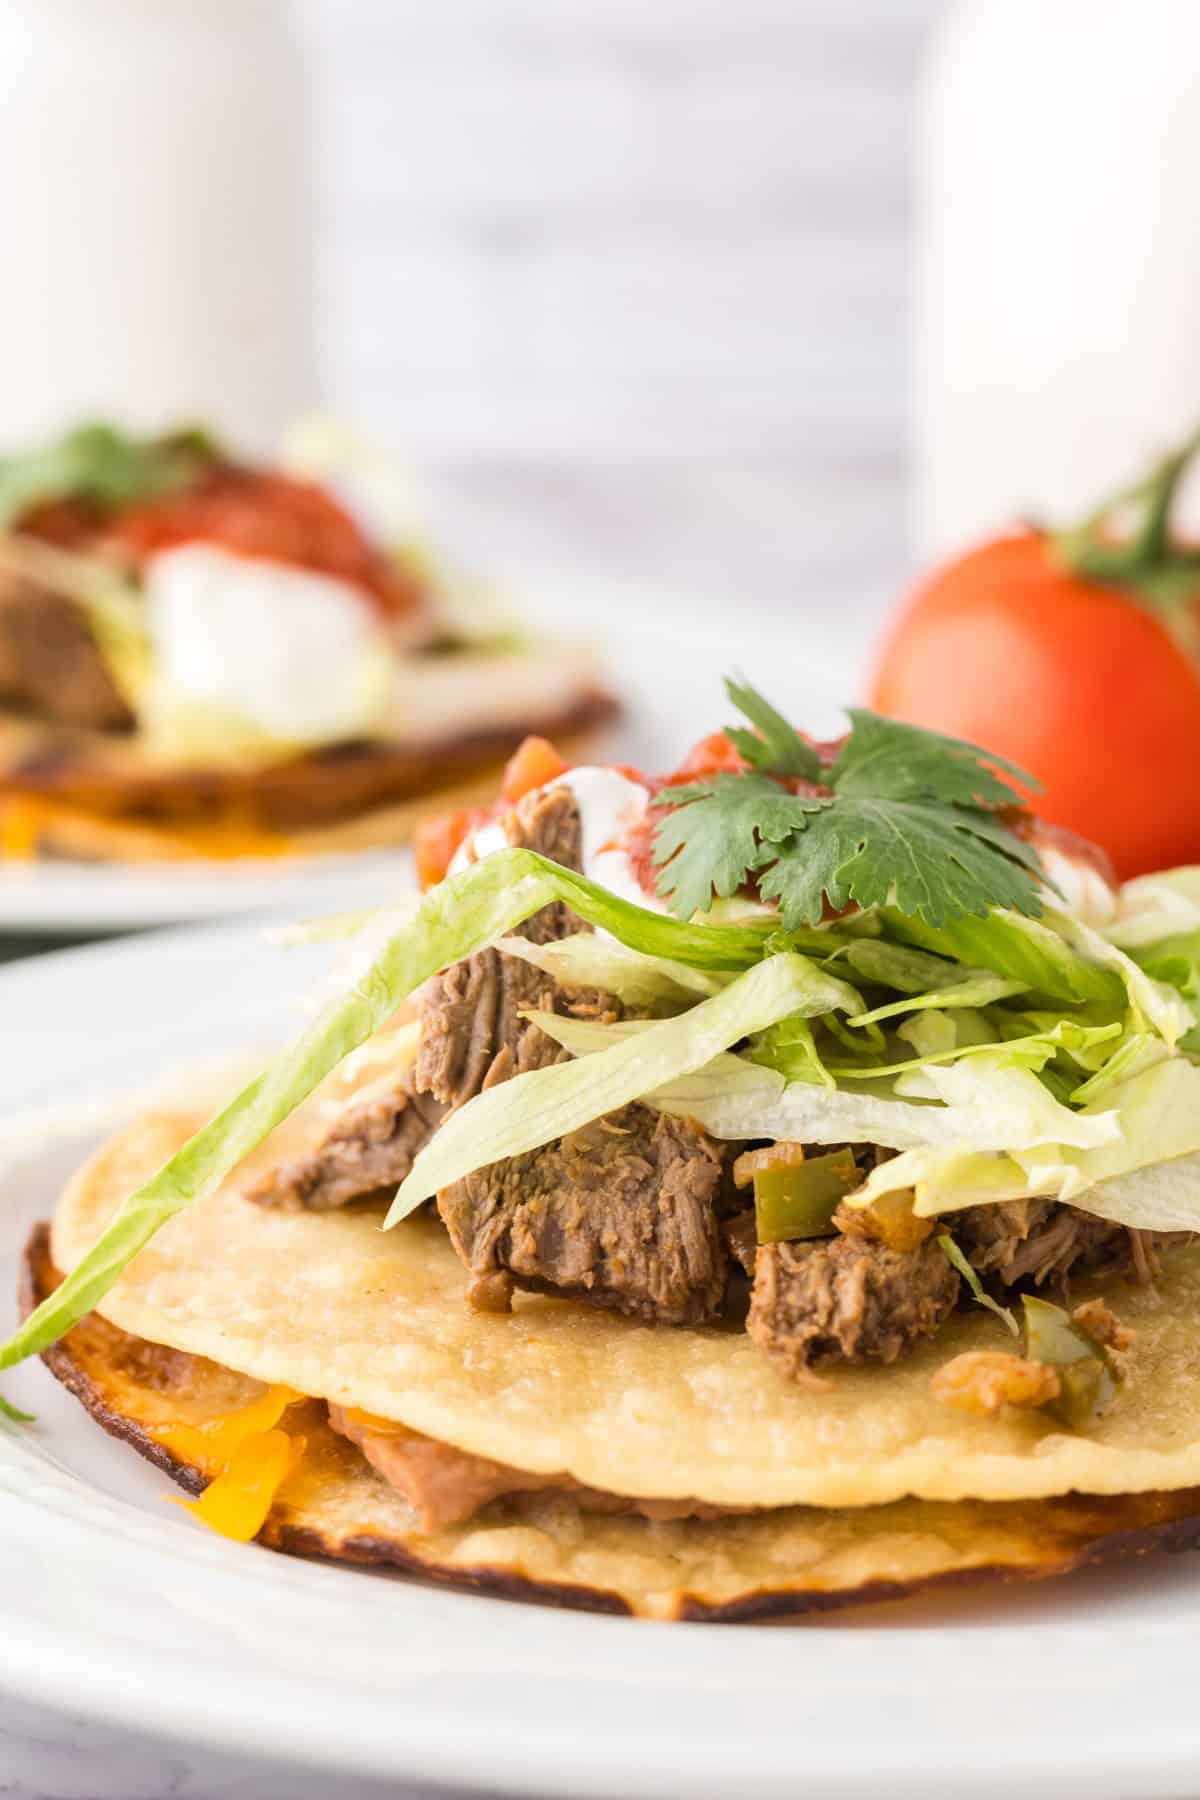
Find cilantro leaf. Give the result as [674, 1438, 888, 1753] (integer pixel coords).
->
[651, 679, 1046, 930]
[652, 773, 819, 919]
[0, 421, 225, 529]
[758, 798, 1045, 929]
[831, 710, 1039, 808]
[722, 675, 823, 779]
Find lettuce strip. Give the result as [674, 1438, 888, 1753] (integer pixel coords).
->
[526, 1010, 1093, 1154]
[386, 953, 860, 1221]
[891, 1054, 1119, 1152]
[495, 932, 729, 1007]
[1045, 908, 1192, 1047]
[838, 939, 965, 994]
[826, 1019, 1122, 1083]
[745, 1014, 835, 1088]
[937, 1234, 1018, 1336]
[848, 973, 1025, 1028]
[857, 1057, 1200, 1228]
[1, 850, 781, 1373]
[1105, 867, 1200, 950]
[881, 906, 1126, 1009]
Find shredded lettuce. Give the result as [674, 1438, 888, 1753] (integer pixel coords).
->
[827, 1018, 1122, 1084]
[891, 1053, 1119, 1152]
[526, 1008, 1112, 1155]
[495, 932, 729, 1007]
[857, 1056, 1200, 1227]
[881, 906, 1126, 1009]
[848, 972, 1025, 1028]
[1105, 867, 1200, 949]
[1045, 908, 1192, 1047]
[386, 952, 860, 1222]
[745, 1014, 835, 1088]
[839, 940, 965, 994]
[1133, 932, 1200, 1001]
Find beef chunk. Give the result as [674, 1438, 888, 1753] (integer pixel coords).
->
[438, 1103, 730, 1325]
[0, 570, 134, 731]
[748, 1234, 960, 1379]
[416, 782, 591, 1108]
[247, 1083, 447, 1211]
[416, 952, 629, 1112]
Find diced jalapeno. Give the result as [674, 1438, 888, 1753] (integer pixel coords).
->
[1047, 1357, 1116, 1432]
[1021, 1294, 1117, 1431]
[754, 1149, 859, 1244]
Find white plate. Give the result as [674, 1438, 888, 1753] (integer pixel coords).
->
[2, 926, 1200, 1798]
[0, 584, 859, 934]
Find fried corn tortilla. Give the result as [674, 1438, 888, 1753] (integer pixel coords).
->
[51, 1109, 1200, 1513]
[25, 1223, 1200, 1622]
[0, 686, 615, 860]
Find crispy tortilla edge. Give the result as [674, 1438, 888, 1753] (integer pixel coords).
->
[20, 1224, 1200, 1623]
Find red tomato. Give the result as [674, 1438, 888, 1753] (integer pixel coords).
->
[499, 736, 568, 804]
[100, 469, 426, 620]
[870, 529, 1200, 880]
[413, 807, 482, 891]
[667, 731, 747, 784]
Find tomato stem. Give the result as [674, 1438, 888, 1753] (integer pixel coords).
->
[1052, 427, 1200, 616]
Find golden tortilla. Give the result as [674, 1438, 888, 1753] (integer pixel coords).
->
[24, 1224, 1200, 1622]
[0, 686, 615, 859]
[51, 1109, 1200, 1511]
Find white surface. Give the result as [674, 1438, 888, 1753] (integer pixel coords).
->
[0, 0, 315, 452]
[914, 0, 1200, 557]
[303, 0, 942, 637]
[0, 586, 860, 935]
[0, 852, 422, 937]
[2, 919, 1200, 1795]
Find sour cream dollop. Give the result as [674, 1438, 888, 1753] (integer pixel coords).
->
[144, 544, 394, 750]
[1037, 842, 1117, 929]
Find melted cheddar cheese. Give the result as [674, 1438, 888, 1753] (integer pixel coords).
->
[171, 1429, 306, 1544]
[151, 1383, 302, 1472]
[0, 795, 295, 862]
[152, 1385, 306, 1543]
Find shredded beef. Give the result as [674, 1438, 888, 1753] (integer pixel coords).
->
[419, 780, 737, 1325]
[439, 1103, 731, 1326]
[721, 1209, 759, 1277]
[327, 1405, 735, 1531]
[0, 570, 134, 732]
[416, 782, 589, 1108]
[247, 1083, 448, 1211]
[748, 1233, 960, 1379]
[250, 783, 603, 1213]
[953, 1198, 1171, 1290]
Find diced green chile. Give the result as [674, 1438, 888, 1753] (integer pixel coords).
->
[1021, 1295, 1117, 1430]
[754, 1149, 859, 1244]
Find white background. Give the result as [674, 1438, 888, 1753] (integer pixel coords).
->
[304, 0, 943, 651]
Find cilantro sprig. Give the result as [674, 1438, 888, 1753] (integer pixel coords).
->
[0, 421, 225, 530]
[652, 680, 1045, 930]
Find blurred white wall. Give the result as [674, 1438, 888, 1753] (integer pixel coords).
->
[304, 0, 942, 650]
